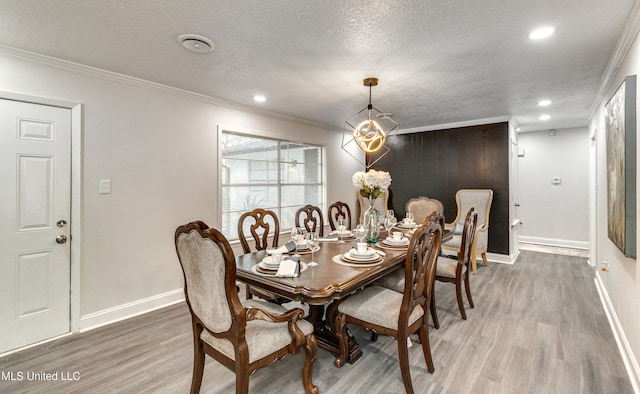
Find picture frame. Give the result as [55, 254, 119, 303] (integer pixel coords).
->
[605, 75, 637, 258]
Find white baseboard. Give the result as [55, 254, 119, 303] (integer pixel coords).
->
[80, 289, 185, 332]
[519, 235, 590, 250]
[595, 273, 640, 393]
[441, 250, 517, 265]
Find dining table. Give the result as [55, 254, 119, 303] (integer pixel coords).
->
[235, 228, 452, 364]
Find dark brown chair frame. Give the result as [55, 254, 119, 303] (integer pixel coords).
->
[327, 201, 352, 231]
[295, 204, 324, 236]
[175, 221, 318, 394]
[334, 219, 442, 394]
[432, 208, 478, 323]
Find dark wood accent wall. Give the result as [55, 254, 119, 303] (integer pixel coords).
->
[371, 122, 510, 254]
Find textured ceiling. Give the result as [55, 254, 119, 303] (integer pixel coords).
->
[0, 0, 635, 132]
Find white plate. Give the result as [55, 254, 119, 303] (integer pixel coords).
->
[259, 256, 283, 270]
[397, 222, 417, 229]
[384, 237, 409, 246]
[345, 249, 378, 261]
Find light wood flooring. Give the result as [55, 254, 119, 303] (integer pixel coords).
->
[0, 250, 633, 393]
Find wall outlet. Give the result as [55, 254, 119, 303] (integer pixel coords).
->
[99, 179, 111, 194]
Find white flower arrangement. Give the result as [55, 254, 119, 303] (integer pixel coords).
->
[352, 170, 392, 199]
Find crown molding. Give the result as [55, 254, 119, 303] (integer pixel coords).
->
[0, 44, 336, 131]
[589, 0, 640, 118]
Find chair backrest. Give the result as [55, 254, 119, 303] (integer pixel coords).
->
[174, 221, 243, 334]
[295, 204, 324, 236]
[400, 218, 442, 324]
[358, 192, 389, 224]
[237, 208, 280, 254]
[459, 208, 479, 268]
[328, 201, 352, 231]
[454, 189, 493, 249]
[406, 196, 444, 224]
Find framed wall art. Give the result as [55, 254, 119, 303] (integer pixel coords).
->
[605, 74, 637, 258]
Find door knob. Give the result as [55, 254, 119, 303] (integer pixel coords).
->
[56, 235, 68, 244]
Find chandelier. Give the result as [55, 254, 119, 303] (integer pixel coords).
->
[342, 78, 398, 169]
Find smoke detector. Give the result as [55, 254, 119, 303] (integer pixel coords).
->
[177, 34, 214, 53]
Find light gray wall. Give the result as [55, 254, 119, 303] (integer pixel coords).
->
[591, 21, 640, 387]
[516, 127, 590, 248]
[0, 49, 362, 329]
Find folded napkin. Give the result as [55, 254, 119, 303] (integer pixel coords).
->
[272, 240, 297, 253]
[319, 233, 339, 242]
[275, 257, 300, 277]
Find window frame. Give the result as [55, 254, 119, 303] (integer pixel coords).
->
[217, 125, 327, 241]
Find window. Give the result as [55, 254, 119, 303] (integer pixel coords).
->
[220, 130, 324, 239]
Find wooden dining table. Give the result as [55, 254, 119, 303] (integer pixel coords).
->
[234, 230, 395, 361]
[235, 229, 452, 363]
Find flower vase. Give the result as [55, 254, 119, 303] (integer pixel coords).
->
[364, 197, 381, 243]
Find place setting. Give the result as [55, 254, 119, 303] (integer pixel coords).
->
[395, 212, 418, 230]
[332, 240, 384, 267]
[252, 250, 308, 277]
[376, 230, 411, 250]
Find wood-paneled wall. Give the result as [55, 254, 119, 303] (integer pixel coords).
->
[371, 122, 509, 254]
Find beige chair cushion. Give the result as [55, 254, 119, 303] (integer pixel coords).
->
[176, 231, 231, 333]
[201, 299, 314, 363]
[338, 286, 424, 330]
[371, 268, 405, 293]
[436, 256, 466, 278]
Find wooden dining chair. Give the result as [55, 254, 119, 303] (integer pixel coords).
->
[327, 201, 352, 231]
[441, 189, 493, 274]
[237, 208, 286, 302]
[174, 221, 318, 394]
[370, 212, 444, 328]
[333, 220, 442, 394]
[405, 196, 444, 225]
[432, 208, 478, 322]
[295, 204, 324, 236]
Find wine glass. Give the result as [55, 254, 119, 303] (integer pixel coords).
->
[307, 231, 319, 267]
[354, 224, 366, 244]
[384, 215, 397, 235]
[337, 217, 347, 243]
[386, 209, 395, 219]
[406, 212, 414, 224]
[291, 227, 303, 257]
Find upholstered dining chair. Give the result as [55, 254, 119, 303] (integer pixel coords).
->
[370, 212, 444, 328]
[333, 220, 442, 394]
[237, 208, 284, 302]
[174, 221, 318, 394]
[405, 196, 444, 225]
[357, 191, 389, 224]
[432, 208, 478, 324]
[441, 189, 493, 274]
[327, 201, 352, 231]
[295, 204, 324, 236]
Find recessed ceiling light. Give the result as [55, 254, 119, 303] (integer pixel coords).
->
[529, 26, 555, 40]
[538, 99, 552, 106]
[539, 114, 551, 121]
[177, 34, 214, 53]
[254, 95, 266, 103]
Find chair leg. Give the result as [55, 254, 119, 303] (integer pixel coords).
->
[418, 324, 435, 373]
[235, 355, 250, 394]
[471, 256, 478, 275]
[397, 331, 415, 394]
[455, 277, 467, 320]
[245, 284, 253, 300]
[481, 252, 490, 266]
[334, 313, 349, 368]
[302, 334, 319, 394]
[430, 288, 440, 329]
[464, 274, 474, 309]
[190, 340, 205, 394]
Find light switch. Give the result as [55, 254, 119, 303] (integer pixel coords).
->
[99, 179, 111, 194]
[552, 177, 561, 185]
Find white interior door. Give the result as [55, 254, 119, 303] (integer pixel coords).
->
[0, 99, 71, 353]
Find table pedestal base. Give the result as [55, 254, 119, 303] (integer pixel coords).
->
[307, 304, 362, 364]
